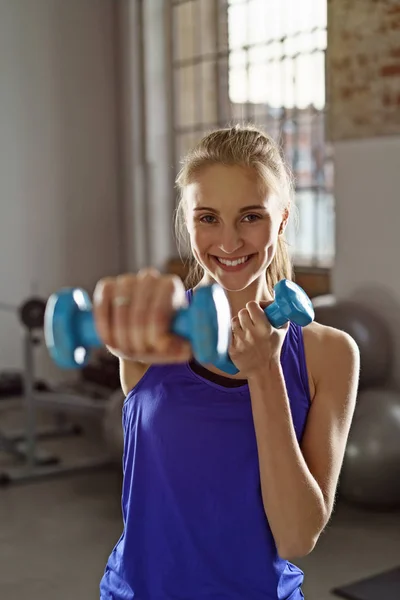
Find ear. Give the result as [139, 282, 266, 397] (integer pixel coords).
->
[279, 207, 289, 235]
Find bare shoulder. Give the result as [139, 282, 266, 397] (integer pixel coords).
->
[303, 320, 360, 390]
[119, 359, 150, 396]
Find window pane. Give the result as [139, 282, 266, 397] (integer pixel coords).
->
[229, 67, 248, 103]
[228, 3, 248, 49]
[197, 0, 217, 56]
[249, 41, 284, 63]
[294, 51, 325, 109]
[316, 192, 335, 263]
[173, 2, 194, 61]
[201, 61, 219, 124]
[175, 65, 196, 128]
[282, 57, 295, 108]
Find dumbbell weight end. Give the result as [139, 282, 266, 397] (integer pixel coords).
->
[172, 284, 231, 364]
[45, 288, 101, 369]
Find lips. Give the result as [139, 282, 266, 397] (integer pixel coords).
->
[215, 255, 250, 266]
[211, 254, 255, 272]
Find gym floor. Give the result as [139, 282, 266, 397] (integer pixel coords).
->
[1, 403, 400, 600]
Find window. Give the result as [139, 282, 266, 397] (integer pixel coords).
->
[171, 0, 334, 267]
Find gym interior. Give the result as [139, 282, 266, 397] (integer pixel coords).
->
[0, 1, 399, 599]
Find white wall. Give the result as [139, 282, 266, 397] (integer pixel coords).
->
[332, 136, 400, 387]
[0, 0, 121, 378]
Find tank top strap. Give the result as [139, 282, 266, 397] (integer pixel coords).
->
[283, 321, 311, 406]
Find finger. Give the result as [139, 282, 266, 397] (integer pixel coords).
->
[112, 274, 136, 356]
[238, 308, 253, 331]
[148, 276, 188, 352]
[231, 315, 241, 333]
[93, 278, 115, 347]
[259, 300, 273, 310]
[230, 315, 242, 344]
[246, 301, 269, 328]
[129, 270, 159, 353]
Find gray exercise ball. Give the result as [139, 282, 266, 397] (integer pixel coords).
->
[312, 296, 393, 388]
[103, 389, 125, 462]
[339, 388, 400, 510]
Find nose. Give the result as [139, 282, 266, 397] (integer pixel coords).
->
[218, 225, 244, 255]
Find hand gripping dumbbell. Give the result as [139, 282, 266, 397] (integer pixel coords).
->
[44, 285, 232, 369]
[213, 279, 314, 375]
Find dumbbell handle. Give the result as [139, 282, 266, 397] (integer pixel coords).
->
[50, 302, 196, 357]
[214, 279, 314, 375]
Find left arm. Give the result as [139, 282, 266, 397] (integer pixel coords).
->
[247, 325, 360, 560]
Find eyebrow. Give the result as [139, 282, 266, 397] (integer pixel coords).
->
[193, 204, 266, 214]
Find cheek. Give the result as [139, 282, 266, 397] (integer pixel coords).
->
[247, 222, 274, 249]
[190, 224, 214, 251]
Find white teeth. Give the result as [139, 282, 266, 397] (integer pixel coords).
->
[216, 256, 249, 267]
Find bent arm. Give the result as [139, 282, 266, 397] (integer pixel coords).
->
[248, 326, 359, 559]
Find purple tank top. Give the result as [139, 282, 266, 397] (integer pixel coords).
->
[100, 290, 311, 599]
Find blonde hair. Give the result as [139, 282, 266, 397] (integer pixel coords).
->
[174, 124, 295, 291]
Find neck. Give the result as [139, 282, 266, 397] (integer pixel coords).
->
[195, 274, 274, 318]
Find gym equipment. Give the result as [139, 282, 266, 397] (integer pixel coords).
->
[214, 279, 314, 374]
[18, 297, 46, 330]
[339, 388, 400, 510]
[44, 284, 232, 369]
[313, 296, 393, 389]
[333, 566, 400, 600]
[0, 296, 114, 486]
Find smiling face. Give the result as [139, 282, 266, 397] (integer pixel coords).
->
[185, 164, 288, 293]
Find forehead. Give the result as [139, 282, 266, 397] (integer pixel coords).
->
[186, 164, 269, 209]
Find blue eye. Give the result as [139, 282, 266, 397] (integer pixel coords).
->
[243, 214, 261, 222]
[199, 215, 217, 224]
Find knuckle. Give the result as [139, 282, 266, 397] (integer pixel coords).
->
[246, 301, 258, 310]
[137, 267, 160, 280]
[93, 277, 114, 302]
[115, 273, 135, 289]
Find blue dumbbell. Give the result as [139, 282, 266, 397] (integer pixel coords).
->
[44, 284, 232, 369]
[213, 279, 314, 375]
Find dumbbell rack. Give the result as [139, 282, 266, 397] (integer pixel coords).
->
[0, 302, 114, 486]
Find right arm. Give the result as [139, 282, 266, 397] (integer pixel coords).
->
[119, 359, 149, 396]
[93, 269, 192, 395]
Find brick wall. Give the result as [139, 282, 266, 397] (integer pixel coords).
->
[328, 0, 400, 141]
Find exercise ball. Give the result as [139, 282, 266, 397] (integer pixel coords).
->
[340, 388, 400, 510]
[103, 389, 125, 462]
[313, 297, 393, 388]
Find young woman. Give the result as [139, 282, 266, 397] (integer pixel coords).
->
[97, 126, 359, 600]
